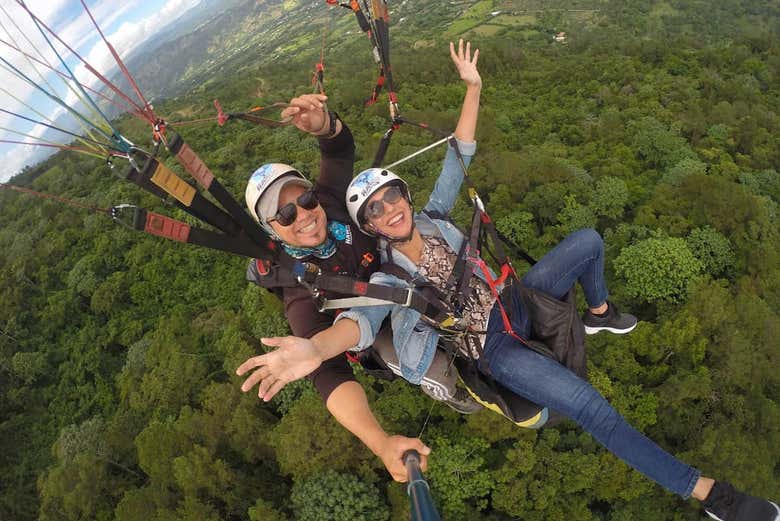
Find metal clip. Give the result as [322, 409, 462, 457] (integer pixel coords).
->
[295, 262, 321, 298]
[403, 288, 413, 307]
[110, 204, 139, 230]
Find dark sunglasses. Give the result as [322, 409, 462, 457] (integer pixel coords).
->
[267, 190, 319, 227]
[364, 185, 404, 220]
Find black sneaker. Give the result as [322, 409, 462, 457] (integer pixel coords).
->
[703, 481, 780, 521]
[442, 388, 484, 415]
[582, 301, 637, 335]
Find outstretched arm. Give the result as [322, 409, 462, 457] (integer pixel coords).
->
[327, 381, 430, 482]
[237, 318, 430, 481]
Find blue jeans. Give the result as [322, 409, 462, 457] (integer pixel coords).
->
[481, 229, 701, 498]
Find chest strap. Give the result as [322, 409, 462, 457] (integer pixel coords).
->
[294, 262, 458, 328]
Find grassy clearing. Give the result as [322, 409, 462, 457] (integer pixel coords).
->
[471, 24, 504, 36]
[492, 14, 538, 25]
[444, 0, 495, 37]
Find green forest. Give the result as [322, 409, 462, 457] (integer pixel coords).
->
[1, 0, 779, 519]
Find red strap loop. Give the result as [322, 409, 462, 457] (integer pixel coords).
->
[255, 259, 270, 275]
[214, 99, 228, 126]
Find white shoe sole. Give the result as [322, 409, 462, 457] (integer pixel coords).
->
[584, 323, 637, 335]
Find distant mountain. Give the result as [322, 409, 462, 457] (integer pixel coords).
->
[108, 0, 478, 107]
[118, 0, 296, 102]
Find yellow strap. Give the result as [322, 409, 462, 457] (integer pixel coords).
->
[150, 162, 196, 206]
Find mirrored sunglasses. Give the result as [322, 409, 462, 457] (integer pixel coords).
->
[267, 190, 319, 227]
[364, 185, 405, 220]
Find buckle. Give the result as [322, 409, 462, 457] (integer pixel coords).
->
[403, 288, 413, 307]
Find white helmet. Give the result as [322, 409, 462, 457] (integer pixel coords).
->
[245, 163, 310, 233]
[346, 168, 410, 235]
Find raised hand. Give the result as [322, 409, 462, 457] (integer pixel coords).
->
[280, 93, 328, 134]
[450, 39, 481, 88]
[236, 335, 324, 401]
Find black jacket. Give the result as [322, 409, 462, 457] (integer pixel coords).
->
[247, 123, 379, 400]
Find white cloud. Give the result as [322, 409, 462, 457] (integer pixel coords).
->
[0, 153, 30, 181]
[1, 0, 203, 177]
[0, 145, 50, 181]
[39, 0, 73, 25]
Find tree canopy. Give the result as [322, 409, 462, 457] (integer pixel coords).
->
[1, 0, 778, 520]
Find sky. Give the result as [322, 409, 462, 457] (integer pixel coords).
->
[0, 0, 202, 182]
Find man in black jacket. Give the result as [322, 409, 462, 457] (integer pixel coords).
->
[239, 93, 476, 481]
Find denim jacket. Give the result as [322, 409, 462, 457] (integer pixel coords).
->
[336, 138, 485, 384]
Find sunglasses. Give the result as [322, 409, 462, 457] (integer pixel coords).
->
[364, 185, 405, 221]
[267, 190, 320, 227]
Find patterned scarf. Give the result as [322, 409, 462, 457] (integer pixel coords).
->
[282, 221, 352, 260]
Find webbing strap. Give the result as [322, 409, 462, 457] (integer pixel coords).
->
[128, 158, 245, 237]
[138, 209, 190, 242]
[320, 296, 399, 310]
[115, 206, 273, 259]
[166, 132, 272, 250]
[299, 266, 455, 324]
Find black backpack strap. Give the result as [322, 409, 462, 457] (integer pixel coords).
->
[447, 205, 482, 311]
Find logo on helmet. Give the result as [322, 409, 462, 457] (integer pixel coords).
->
[352, 172, 381, 198]
[250, 164, 274, 186]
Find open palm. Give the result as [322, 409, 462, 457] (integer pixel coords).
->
[450, 39, 481, 88]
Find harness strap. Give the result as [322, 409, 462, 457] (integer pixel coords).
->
[299, 264, 456, 325]
[320, 296, 400, 309]
[166, 132, 275, 254]
[450, 206, 482, 311]
[130, 156, 246, 237]
[472, 259, 530, 346]
[112, 206, 273, 259]
[380, 262, 457, 325]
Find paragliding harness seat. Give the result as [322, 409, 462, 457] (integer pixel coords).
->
[377, 251, 587, 428]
